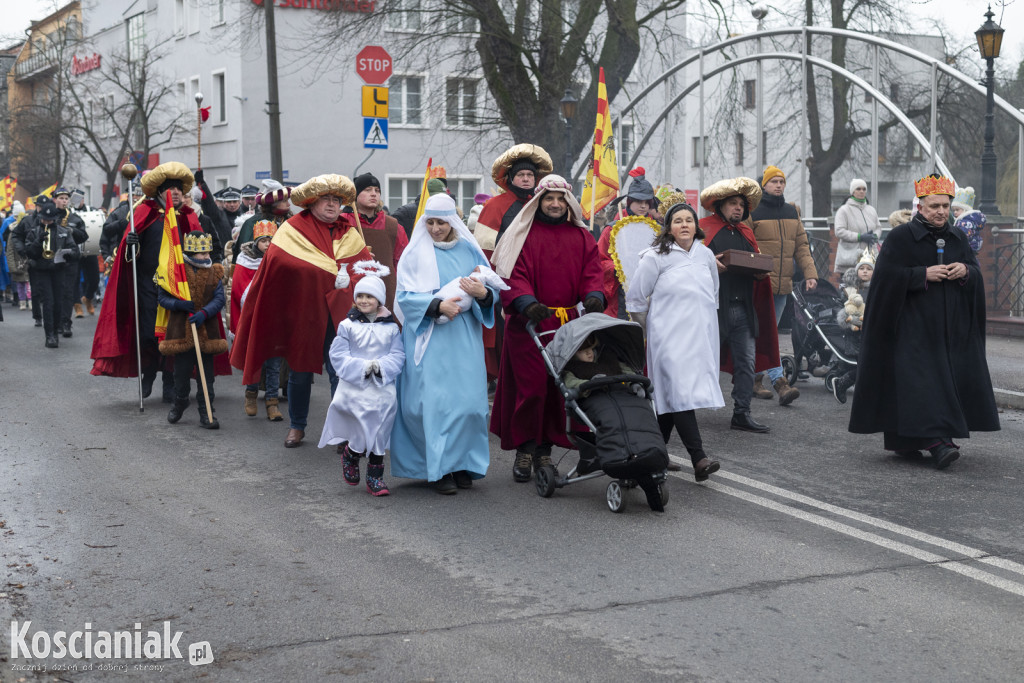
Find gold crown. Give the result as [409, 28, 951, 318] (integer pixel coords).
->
[253, 220, 278, 240]
[183, 231, 213, 253]
[914, 174, 954, 198]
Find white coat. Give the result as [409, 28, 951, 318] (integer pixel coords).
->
[833, 198, 880, 272]
[318, 314, 406, 455]
[626, 241, 725, 414]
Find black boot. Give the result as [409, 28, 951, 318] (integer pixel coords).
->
[45, 334, 59, 348]
[512, 450, 532, 482]
[141, 372, 156, 399]
[62, 322, 72, 338]
[167, 399, 189, 424]
[831, 373, 855, 404]
[197, 398, 219, 430]
[162, 379, 175, 404]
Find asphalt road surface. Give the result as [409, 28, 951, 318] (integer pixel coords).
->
[2, 309, 1023, 682]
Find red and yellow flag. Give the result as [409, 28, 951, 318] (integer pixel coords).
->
[581, 67, 619, 221]
[0, 175, 17, 211]
[413, 157, 433, 227]
[153, 191, 191, 340]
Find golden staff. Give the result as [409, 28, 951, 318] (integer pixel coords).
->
[120, 162, 145, 412]
[195, 92, 204, 170]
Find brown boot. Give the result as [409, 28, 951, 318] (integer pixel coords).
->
[752, 373, 773, 400]
[244, 389, 258, 416]
[774, 377, 800, 406]
[73, 303, 84, 318]
[84, 297, 95, 315]
[265, 397, 283, 422]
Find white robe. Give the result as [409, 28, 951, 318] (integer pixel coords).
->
[626, 241, 725, 414]
[318, 316, 406, 454]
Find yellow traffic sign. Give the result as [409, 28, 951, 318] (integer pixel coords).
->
[361, 86, 389, 118]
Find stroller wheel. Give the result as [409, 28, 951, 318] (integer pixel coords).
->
[606, 480, 627, 513]
[535, 465, 557, 498]
[658, 482, 670, 507]
[824, 372, 839, 391]
[781, 355, 798, 385]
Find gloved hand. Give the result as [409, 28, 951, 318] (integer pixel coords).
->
[194, 169, 204, 185]
[175, 299, 195, 313]
[583, 296, 604, 314]
[125, 231, 139, 247]
[629, 382, 646, 398]
[524, 302, 552, 324]
[363, 360, 380, 378]
[188, 309, 208, 326]
[864, 232, 878, 245]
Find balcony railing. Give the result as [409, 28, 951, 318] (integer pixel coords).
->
[14, 48, 58, 81]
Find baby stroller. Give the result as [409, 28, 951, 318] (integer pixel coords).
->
[781, 280, 859, 389]
[526, 314, 670, 513]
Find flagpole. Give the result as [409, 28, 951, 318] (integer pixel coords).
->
[121, 162, 145, 412]
[589, 158, 597, 235]
[191, 322, 215, 422]
[195, 92, 204, 170]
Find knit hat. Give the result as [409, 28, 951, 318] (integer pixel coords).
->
[354, 173, 381, 196]
[762, 166, 785, 187]
[850, 178, 867, 195]
[952, 186, 976, 213]
[352, 260, 391, 305]
[624, 167, 655, 201]
[426, 178, 446, 196]
[509, 158, 539, 181]
[11, 200, 25, 216]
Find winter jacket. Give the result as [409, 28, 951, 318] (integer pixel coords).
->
[954, 210, 985, 254]
[748, 193, 817, 296]
[833, 197, 880, 272]
[157, 262, 228, 356]
[11, 212, 80, 271]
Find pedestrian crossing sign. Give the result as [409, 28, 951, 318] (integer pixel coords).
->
[363, 117, 389, 149]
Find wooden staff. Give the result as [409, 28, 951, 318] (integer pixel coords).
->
[120, 162, 145, 413]
[191, 321, 215, 424]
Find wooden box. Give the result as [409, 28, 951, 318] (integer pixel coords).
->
[720, 249, 773, 274]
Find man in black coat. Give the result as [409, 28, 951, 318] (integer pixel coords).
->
[849, 174, 1000, 469]
[52, 187, 88, 337]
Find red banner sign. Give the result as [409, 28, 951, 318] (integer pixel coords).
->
[71, 53, 101, 76]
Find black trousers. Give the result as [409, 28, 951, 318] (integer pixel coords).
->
[28, 267, 66, 336]
[79, 256, 100, 300]
[62, 262, 79, 327]
[657, 410, 707, 466]
[172, 351, 215, 403]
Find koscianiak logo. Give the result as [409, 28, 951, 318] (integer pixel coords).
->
[8, 620, 213, 667]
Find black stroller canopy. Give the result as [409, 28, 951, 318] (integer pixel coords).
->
[545, 314, 646, 376]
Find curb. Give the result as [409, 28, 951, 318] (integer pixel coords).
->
[994, 388, 1024, 412]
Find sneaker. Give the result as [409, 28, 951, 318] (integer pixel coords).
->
[452, 470, 473, 489]
[365, 466, 390, 497]
[341, 446, 360, 486]
[512, 450, 532, 482]
[435, 473, 457, 495]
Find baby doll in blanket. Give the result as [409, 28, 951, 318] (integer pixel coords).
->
[435, 265, 509, 323]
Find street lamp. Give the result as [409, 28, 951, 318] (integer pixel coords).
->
[976, 5, 1004, 215]
[560, 88, 578, 177]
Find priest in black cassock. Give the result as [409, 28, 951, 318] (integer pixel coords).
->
[849, 174, 999, 469]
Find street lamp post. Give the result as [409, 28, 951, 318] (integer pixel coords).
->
[976, 5, 1004, 215]
[560, 88, 578, 177]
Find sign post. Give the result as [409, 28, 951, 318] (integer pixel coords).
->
[356, 46, 392, 150]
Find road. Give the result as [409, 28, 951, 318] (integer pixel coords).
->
[2, 309, 1023, 682]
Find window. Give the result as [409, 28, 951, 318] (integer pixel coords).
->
[387, 176, 422, 210]
[189, 76, 200, 106]
[126, 13, 145, 62]
[214, 0, 226, 25]
[619, 124, 634, 166]
[692, 136, 708, 168]
[214, 176, 229, 191]
[386, 0, 422, 31]
[888, 83, 899, 105]
[744, 79, 756, 109]
[446, 78, 478, 127]
[175, 0, 185, 37]
[94, 95, 115, 138]
[177, 80, 188, 116]
[735, 132, 744, 166]
[212, 71, 226, 124]
[878, 129, 888, 160]
[910, 140, 923, 161]
[761, 130, 767, 167]
[187, 0, 200, 34]
[448, 177, 481, 216]
[391, 75, 423, 126]
[446, 12, 477, 33]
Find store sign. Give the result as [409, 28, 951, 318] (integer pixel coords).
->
[250, 0, 376, 11]
[71, 53, 101, 76]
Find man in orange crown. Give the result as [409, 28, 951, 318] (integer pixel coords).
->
[849, 174, 999, 469]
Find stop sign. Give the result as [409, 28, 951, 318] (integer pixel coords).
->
[356, 46, 392, 85]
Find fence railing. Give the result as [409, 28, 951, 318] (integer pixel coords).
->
[992, 241, 1024, 318]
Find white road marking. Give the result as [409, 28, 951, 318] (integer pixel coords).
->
[667, 463, 1024, 598]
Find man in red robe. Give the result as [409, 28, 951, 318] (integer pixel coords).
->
[230, 174, 371, 448]
[91, 162, 220, 401]
[698, 177, 780, 434]
[475, 144, 553, 382]
[490, 174, 605, 483]
[340, 172, 408, 310]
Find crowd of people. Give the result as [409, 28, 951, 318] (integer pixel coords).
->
[0, 148, 1000, 493]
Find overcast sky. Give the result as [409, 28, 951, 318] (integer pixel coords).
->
[5, 0, 1024, 68]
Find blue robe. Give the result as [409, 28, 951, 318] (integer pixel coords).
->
[390, 239, 496, 482]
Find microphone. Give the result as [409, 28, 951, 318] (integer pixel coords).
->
[936, 238, 945, 265]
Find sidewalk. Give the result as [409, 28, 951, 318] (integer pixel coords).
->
[778, 331, 1024, 412]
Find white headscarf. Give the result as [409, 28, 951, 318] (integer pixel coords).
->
[490, 174, 586, 278]
[395, 194, 488, 364]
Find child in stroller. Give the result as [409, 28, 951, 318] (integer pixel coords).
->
[530, 315, 670, 513]
[828, 250, 874, 403]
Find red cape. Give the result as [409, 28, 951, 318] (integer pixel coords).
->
[230, 210, 371, 385]
[596, 224, 621, 317]
[90, 202, 229, 377]
[229, 260, 258, 335]
[700, 214, 781, 374]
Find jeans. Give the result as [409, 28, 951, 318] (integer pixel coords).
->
[247, 356, 282, 399]
[723, 302, 756, 414]
[287, 329, 339, 430]
[766, 293, 789, 383]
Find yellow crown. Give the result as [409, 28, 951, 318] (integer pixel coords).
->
[914, 174, 955, 198]
[253, 220, 278, 240]
[183, 231, 213, 253]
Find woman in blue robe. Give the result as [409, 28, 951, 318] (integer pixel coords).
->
[390, 194, 497, 494]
